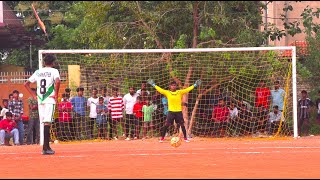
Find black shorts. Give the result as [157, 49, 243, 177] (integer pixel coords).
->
[166, 111, 184, 125]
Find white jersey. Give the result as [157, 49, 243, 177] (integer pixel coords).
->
[87, 97, 99, 118]
[123, 93, 139, 114]
[28, 67, 60, 104]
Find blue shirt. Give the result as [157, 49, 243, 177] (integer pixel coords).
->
[162, 97, 168, 116]
[70, 96, 87, 116]
[96, 104, 108, 124]
[271, 88, 285, 111]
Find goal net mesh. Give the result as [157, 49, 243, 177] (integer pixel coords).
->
[40, 48, 294, 142]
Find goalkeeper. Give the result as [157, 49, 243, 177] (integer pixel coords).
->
[147, 79, 201, 142]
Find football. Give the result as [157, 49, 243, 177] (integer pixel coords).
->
[170, 136, 182, 148]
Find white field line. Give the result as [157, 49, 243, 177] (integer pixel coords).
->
[2, 150, 320, 160]
[1, 146, 320, 157]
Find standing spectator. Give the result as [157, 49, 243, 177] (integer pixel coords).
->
[61, 88, 72, 102]
[24, 54, 61, 155]
[108, 88, 124, 140]
[147, 79, 201, 143]
[8, 94, 13, 102]
[87, 88, 99, 139]
[315, 90, 320, 125]
[255, 80, 271, 109]
[142, 98, 155, 139]
[298, 90, 314, 136]
[123, 87, 139, 140]
[8, 90, 24, 145]
[96, 96, 109, 139]
[271, 80, 286, 112]
[133, 96, 144, 139]
[0, 99, 9, 120]
[267, 105, 282, 135]
[100, 87, 110, 106]
[137, 81, 150, 96]
[152, 91, 163, 134]
[26, 88, 40, 145]
[0, 112, 19, 146]
[57, 93, 73, 141]
[70, 87, 88, 140]
[211, 99, 230, 137]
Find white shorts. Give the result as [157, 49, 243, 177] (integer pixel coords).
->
[38, 104, 56, 123]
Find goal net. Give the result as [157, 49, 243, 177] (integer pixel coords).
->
[38, 47, 297, 144]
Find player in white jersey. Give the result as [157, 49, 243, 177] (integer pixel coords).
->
[24, 54, 61, 155]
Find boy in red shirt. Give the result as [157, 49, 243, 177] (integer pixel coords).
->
[58, 93, 73, 141]
[0, 112, 19, 145]
[133, 96, 145, 139]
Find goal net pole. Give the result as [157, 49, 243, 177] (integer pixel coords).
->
[291, 47, 298, 138]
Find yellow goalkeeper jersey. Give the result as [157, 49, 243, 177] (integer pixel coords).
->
[154, 85, 195, 112]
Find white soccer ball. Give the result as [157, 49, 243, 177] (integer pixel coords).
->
[19, 93, 23, 98]
[170, 137, 182, 148]
[54, 140, 59, 144]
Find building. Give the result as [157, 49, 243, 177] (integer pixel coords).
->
[262, 1, 320, 46]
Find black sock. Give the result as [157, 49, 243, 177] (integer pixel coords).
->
[161, 125, 169, 138]
[181, 125, 187, 139]
[43, 125, 50, 151]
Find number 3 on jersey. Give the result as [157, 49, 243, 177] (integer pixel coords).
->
[40, 79, 46, 94]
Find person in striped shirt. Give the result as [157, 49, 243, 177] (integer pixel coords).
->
[147, 79, 201, 143]
[298, 90, 314, 136]
[108, 88, 124, 140]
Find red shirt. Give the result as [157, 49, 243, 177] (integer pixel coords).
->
[133, 102, 145, 118]
[58, 101, 72, 122]
[255, 87, 271, 109]
[212, 106, 229, 122]
[0, 119, 17, 132]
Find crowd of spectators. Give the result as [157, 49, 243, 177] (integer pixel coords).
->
[0, 79, 318, 145]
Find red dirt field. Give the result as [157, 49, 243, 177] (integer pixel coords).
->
[1, 136, 320, 178]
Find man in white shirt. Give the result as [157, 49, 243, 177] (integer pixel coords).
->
[136, 81, 150, 96]
[87, 88, 99, 139]
[123, 87, 139, 140]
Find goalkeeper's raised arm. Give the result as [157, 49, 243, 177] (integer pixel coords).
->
[147, 78, 201, 100]
[146, 78, 201, 143]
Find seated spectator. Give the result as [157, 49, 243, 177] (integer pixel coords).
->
[267, 105, 283, 135]
[229, 103, 238, 121]
[0, 99, 9, 120]
[254, 105, 268, 134]
[0, 112, 19, 146]
[238, 103, 253, 136]
[211, 99, 230, 137]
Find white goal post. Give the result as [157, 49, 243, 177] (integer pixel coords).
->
[38, 46, 298, 145]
